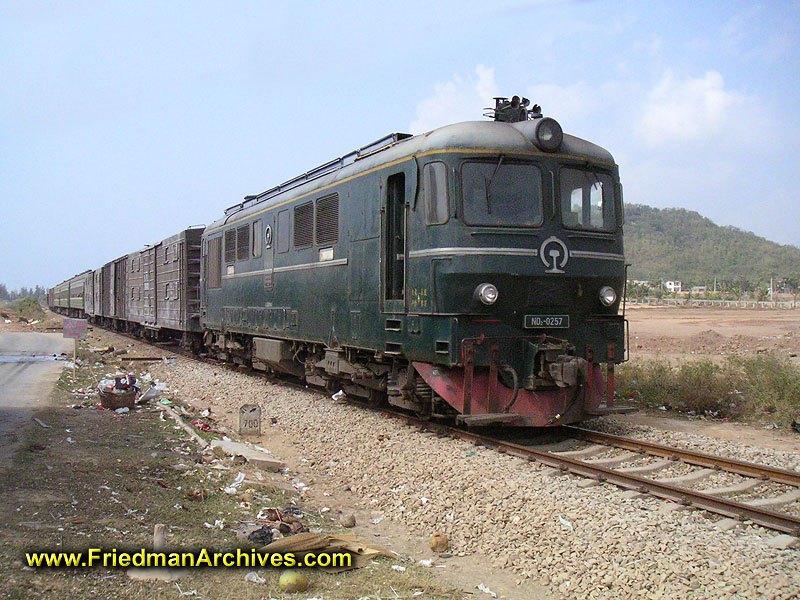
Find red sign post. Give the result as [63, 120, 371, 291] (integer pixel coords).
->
[63, 318, 88, 339]
[62, 318, 87, 379]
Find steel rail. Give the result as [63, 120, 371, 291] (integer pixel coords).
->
[412, 420, 800, 536]
[564, 426, 800, 487]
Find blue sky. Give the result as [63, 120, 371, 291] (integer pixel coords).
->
[1, 1, 798, 290]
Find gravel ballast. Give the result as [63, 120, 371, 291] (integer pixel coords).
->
[151, 358, 800, 599]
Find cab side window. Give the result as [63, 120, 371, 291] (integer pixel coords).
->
[423, 162, 449, 225]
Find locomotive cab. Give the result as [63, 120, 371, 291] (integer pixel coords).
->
[401, 100, 626, 426]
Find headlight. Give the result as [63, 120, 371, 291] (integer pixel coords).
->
[475, 283, 499, 305]
[534, 117, 563, 152]
[598, 286, 617, 307]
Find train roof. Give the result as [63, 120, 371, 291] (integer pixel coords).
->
[207, 118, 617, 232]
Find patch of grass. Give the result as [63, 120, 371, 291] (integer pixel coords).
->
[8, 296, 45, 321]
[617, 352, 800, 423]
[728, 354, 800, 422]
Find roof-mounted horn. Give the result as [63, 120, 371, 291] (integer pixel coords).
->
[484, 96, 542, 123]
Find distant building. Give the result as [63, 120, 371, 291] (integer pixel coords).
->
[691, 286, 706, 294]
[664, 280, 682, 293]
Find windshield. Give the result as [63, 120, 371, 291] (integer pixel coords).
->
[461, 161, 543, 227]
[560, 168, 616, 232]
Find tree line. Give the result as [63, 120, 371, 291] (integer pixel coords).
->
[624, 204, 800, 290]
[0, 284, 48, 302]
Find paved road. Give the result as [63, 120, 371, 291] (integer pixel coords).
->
[0, 332, 72, 469]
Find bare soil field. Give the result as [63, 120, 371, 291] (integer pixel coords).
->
[621, 305, 800, 451]
[625, 305, 800, 361]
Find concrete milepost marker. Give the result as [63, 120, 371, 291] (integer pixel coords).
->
[63, 318, 88, 380]
[239, 404, 261, 436]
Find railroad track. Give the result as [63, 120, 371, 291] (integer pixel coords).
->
[356, 413, 800, 539]
[91, 325, 800, 540]
[455, 423, 799, 537]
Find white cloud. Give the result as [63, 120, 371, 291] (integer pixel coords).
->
[523, 82, 601, 128]
[409, 65, 498, 134]
[637, 70, 744, 145]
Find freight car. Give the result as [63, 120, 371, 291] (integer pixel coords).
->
[199, 98, 627, 426]
[50, 97, 627, 427]
[51, 228, 202, 345]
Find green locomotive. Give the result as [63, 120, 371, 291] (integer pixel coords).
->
[200, 96, 627, 426]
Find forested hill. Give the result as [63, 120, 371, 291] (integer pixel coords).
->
[624, 204, 800, 284]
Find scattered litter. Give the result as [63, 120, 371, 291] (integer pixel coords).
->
[89, 346, 114, 354]
[115, 407, 130, 415]
[138, 386, 161, 403]
[203, 519, 225, 530]
[66, 437, 75, 444]
[192, 420, 224, 435]
[292, 480, 309, 492]
[200, 408, 212, 417]
[371, 516, 383, 525]
[558, 515, 574, 532]
[477, 583, 497, 598]
[244, 571, 266, 584]
[175, 583, 198, 596]
[418, 558, 434, 567]
[331, 390, 346, 401]
[247, 525, 275, 545]
[159, 399, 173, 406]
[223, 472, 246, 494]
[32, 418, 50, 429]
[391, 564, 406, 572]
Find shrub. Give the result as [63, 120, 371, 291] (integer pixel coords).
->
[616, 353, 800, 422]
[727, 354, 800, 423]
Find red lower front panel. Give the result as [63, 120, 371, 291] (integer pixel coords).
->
[413, 361, 606, 427]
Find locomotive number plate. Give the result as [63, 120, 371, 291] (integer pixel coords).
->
[524, 315, 569, 329]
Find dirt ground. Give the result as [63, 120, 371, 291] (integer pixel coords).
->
[0, 304, 62, 334]
[2, 304, 798, 598]
[620, 305, 800, 452]
[625, 305, 800, 362]
[0, 343, 464, 600]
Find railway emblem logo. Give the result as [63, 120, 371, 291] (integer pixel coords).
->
[540, 236, 569, 274]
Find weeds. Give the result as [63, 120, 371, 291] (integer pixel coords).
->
[7, 296, 44, 320]
[616, 353, 800, 424]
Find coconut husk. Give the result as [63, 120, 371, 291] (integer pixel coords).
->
[261, 532, 396, 572]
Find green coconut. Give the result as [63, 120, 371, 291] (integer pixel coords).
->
[278, 569, 309, 592]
